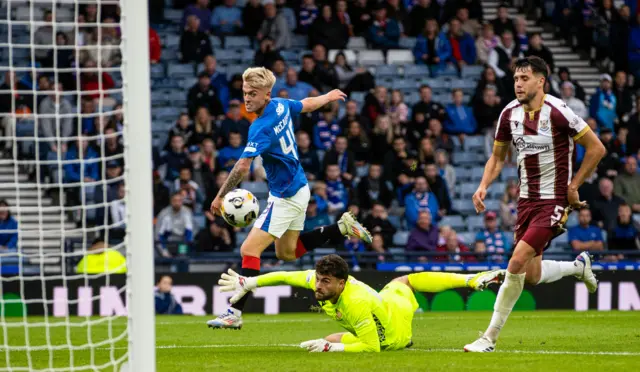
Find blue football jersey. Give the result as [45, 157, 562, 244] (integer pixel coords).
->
[240, 98, 308, 198]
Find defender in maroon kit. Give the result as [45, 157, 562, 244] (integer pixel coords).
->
[464, 56, 606, 352]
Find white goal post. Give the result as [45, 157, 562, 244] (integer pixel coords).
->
[0, 0, 155, 371]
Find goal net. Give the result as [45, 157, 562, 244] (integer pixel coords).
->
[0, 1, 154, 371]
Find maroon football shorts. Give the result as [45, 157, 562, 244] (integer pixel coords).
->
[513, 198, 570, 256]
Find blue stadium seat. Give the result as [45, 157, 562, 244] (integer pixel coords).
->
[387, 49, 414, 65]
[392, 231, 409, 246]
[167, 63, 195, 79]
[501, 167, 518, 182]
[167, 90, 187, 106]
[215, 49, 241, 64]
[280, 50, 298, 63]
[350, 91, 366, 104]
[225, 36, 251, 50]
[346, 37, 367, 50]
[434, 64, 458, 78]
[399, 37, 417, 49]
[484, 200, 500, 212]
[404, 65, 430, 79]
[455, 167, 471, 181]
[387, 215, 402, 230]
[470, 167, 485, 182]
[439, 215, 465, 230]
[463, 135, 485, 153]
[314, 248, 336, 262]
[467, 215, 485, 232]
[150, 64, 165, 79]
[164, 9, 183, 23]
[226, 64, 248, 80]
[152, 78, 180, 90]
[404, 91, 420, 106]
[566, 212, 579, 227]
[453, 152, 479, 166]
[392, 79, 418, 91]
[388, 248, 406, 262]
[178, 77, 197, 89]
[151, 91, 168, 106]
[461, 65, 484, 80]
[236, 231, 249, 244]
[549, 232, 569, 252]
[210, 35, 222, 48]
[459, 232, 476, 245]
[165, 34, 180, 49]
[489, 182, 506, 198]
[358, 50, 385, 66]
[241, 181, 269, 200]
[152, 107, 177, 121]
[375, 64, 399, 80]
[453, 199, 475, 215]
[240, 49, 255, 63]
[459, 182, 477, 198]
[291, 35, 308, 49]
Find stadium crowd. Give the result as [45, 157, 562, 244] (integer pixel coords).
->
[1, 0, 639, 268]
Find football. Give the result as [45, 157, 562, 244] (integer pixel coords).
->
[221, 189, 260, 228]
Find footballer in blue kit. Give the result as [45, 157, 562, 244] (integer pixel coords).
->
[207, 67, 372, 330]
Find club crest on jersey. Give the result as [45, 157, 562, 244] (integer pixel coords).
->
[539, 119, 549, 132]
[276, 102, 284, 116]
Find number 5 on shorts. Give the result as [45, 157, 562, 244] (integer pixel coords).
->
[550, 205, 566, 226]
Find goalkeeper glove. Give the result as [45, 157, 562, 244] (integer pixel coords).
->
[218, 269, 257, 304]
[299, 339, 345, 352]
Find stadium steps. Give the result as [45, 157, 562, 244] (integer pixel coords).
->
[482, 1, 600, 98]
[0, 161, 70, 270]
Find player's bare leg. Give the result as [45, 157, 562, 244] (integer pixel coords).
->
[525, 252, 597, 292]
[274, 229, 301, 261]
[207, 228, 275, 330]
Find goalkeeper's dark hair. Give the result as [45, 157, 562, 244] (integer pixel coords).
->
[512, 56, 549, 80]
[315, 254, 349, 281]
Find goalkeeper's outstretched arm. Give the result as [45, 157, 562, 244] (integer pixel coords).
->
[218, 270, 316, 304]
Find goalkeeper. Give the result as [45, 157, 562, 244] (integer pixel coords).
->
[217, 254, 504, 353]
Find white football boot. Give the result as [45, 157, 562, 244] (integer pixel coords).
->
[467, 270, 506, 291]
[206, 308, 243, 330]
[464, 335, 496, 353]
[575, 252, 598, 293]
[338, 212, 373, 244]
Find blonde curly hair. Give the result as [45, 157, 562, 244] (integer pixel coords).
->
[242, 67, 276, 90]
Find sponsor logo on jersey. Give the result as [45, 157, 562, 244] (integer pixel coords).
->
[276, 103, 284, 116]
[514, 137, 551, 152]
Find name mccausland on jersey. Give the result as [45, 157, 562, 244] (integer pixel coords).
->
[273, 111, 291, 136]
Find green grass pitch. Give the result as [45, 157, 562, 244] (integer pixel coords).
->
[1, 311, 639, 371]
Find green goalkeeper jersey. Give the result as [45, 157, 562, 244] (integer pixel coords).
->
[257, 270, 413, 352]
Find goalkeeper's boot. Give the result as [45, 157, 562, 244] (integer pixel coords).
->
[574, 252, 598, 293]
[206, 308, 243, 330]
[338, 212, 373, 244]
[464, 335, 496, 353]
[467, 270, 505, 291]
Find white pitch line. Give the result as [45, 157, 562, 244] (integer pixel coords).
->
[97, 344, 640, 356]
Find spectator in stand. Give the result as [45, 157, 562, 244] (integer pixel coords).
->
[162, 135, 189, 182]
[156, 192, 194, 255]
[612, 4, 631, 73]
[514, 17, 528, 53]
[436, 230, 474, 263]
[312, 181, 330, 217]
[303, 197, 331, 233]
[187, 72, 224, 119]
[180, 15, 213, 63]
[155, 276, 183, 315]
[191, 107, 218, 146]
[524, 33, 554, 73]
[424, 163, 452, 216]
[94, 160, 123, 224]
[274, 0, 296, 30]
[552, 67, 586, 101]
[296, 131, 321, 180]
[357, 163, 392, 209]
[325, 164, 349, 216]
[211, 0, 242, 36]
[561, 82, 588, 119]
[79, 59, 115, 106]
[499, 179, 518, 231]
[457, 7, 480, 37]
[383, 136, 409, 183]
[385, 0, 408, 27]
[473, 85, 501, 133]
[589, 74, 617, 132]
[597, 128, 624, 178]
[217, 131, 244, 172]
[608, 203, 640, 254]
[474, 211, 511, 263]
[270, 58, 286, 82]
[491, 4, 515, 37]
[614, 156, 640, 213]
[298, 0, 319, 33]
[299, 54, 324, 92]
[323, 136, 355, 183]
[257, 1, 291, 51]
[153, 170, 171, 217]
[362, 86, 388, 123]
[44, 32, 74, 89]
[346, 120, 371, 164]
[242, 0, 264, 38]
[418, 137, 436, 167]
[592, 177, 626, 231]
[274, 68, 314, 101]
[568, 208, 605, 253]
[407, 210, 439, 260]
[446, 18, 477, 68]
[554, 0, 577, 46]
[370, 115, 393, 163]
[407, 0, 439, 36]
[387, 90, 409, 126]
[368, 234, 387, 263]
[312, 45, 340, 92]
[340, 101, 371, 134]
[149, 27, 162, 64]
[488, 30, 522, 83]
[613, 70, 634, 124]
[444, 89, 477, 135]
[349, 0, 372, 36]
[435, 150, 455, 196]
[64, 136, 99, 208]
[310, 5, 349, 50]
[336, 0, 353, 36]
[413, 19, 452, 73]
[412, 85, 446, 123]
[254, 38, 282, 71]
[219, 100, 250, 147]
[204, 171, 228, 224]
[0, 200, 17, 252]
[475, 23, 498, 65]
[166, 113, 193, 151]
[181, 0, 211, 33]
[39, 82, 73, 163]
[33, 10, 54, 65]
[173, 166, 205, 211]
[367, 5, 400, 50]
[473, 66, 507, 105]
[103, 127, 124, 166]
[196, 217, 233, 253]
[313, 109, 340, 151]
[405, 176, 439, 229]
[333, 53, 357, 89]
[363, 202, 397, 247]
[187, 145, 214, 192]
[202, 55, 229, 110]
